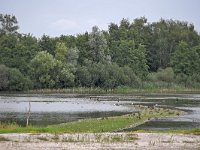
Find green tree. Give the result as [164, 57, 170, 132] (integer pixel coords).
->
[9, 68, 32, 91]
[148, 67, 174, 83]
[0, 14, 19, 35]
[29, 51, 57, 88]
[76, 32, 90, 64]
[67, 47, 79, 65]
[121, 66, 141, 87]
[58, 66, 75, 87]
[113, 40, 148, 78]
[76, 65, 92, 87]
[38, 35, 57, 55]
[171, 41, 200, 76]
[157, 67, 174, 83]
[0, 64, 32, 91]
[147, 19, 200, 71]
[0, 35, 18, 67]
[0, 64, 9, 90]
[59, 35, 76, 48]
[88, 26, 110, 63]
[0, 34, 39, 74]
[55, 42, 68, 61]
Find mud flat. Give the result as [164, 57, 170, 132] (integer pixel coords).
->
[0, 133, 199, 150]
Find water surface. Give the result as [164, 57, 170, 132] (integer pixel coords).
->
[0, 94, 135, 126]
[1, 93, 200, 130]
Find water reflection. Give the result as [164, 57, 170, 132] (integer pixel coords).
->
[0, 93, 200, 130]
[0, 95, 135, 126]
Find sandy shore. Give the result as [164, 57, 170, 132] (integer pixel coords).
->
[0, 132, 200, 150]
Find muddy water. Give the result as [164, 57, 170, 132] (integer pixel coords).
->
[0, 93, 200, 130]
[124, 94, 200, 131]
[0, 94, 135, 126]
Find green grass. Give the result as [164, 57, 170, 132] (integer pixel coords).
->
[1, 81, 200, 94]
[1, 84, 200, 95]
[0, 106, 183, 134]
[24, 85, 200, 94]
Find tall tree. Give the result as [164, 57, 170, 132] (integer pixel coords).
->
[147, 19, 200, 71]
[171, 41, 200, 76]
[0, 34, 39, 74]
[111, 39, 148, 78]
[0, 64, 9, 90]
[29, 51, 57, 88]
[76, 32, 90, 64]
[55, 42, 68, 62]
[88, 26, 110, 63]
[38, 35, 57, 55]
[0, 14, 19, 35]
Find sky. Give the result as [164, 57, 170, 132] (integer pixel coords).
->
[0, 0, 200, 37]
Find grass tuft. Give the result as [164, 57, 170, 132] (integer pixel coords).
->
[0, 136, 10, 141]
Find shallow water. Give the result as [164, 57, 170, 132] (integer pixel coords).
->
[0, 93, 200, 130]
[0, 94, 135, 126]
[123, 94, 200, 131]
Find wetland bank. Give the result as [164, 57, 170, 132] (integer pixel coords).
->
[1, 0, 200, 149]
[1, 93, 200, 150]
[0, 93, 200, 133]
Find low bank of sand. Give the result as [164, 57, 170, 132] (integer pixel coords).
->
[0, 132, 199, 150]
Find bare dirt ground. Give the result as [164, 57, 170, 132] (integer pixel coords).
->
[0, 132, 200, 150]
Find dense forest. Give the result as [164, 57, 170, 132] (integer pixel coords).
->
[0, 14, 200, 91]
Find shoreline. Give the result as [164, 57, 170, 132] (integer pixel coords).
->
[0, 132, 199, 150]
[0, 106, 183, 134]
[1, 87, 200, 95]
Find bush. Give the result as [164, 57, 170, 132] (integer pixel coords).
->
[76, 62, 141, 90]
[0, 64, 9, 90]
[157, 67, 174, 82]
[121, 66, 141, 87]
[0, 64, 32, 91]
[75, 66, 92, 87]
[147, 67, 174, 83]
[8, 68, 32, 91]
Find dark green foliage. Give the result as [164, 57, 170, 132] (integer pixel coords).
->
[171, 41, 200, 76]
[0, 64, 32, 91]
[147, 19, 199, 71]
[8, 68, 32, 91]
[75, 65, 92, 87]
[38, 35, 57, 55]
[108, 18, 149, 78]
[0, 34, 39, 74]
[147, 67, 174, 83]
[0, 35, 18, 66]
[0, 64, 10, 90]
[76, 32, 90, 64]
[76, 62, 141, 89]
[1, 14, 200, 91]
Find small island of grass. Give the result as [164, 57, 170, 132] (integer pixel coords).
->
[0, 106, 183, 134]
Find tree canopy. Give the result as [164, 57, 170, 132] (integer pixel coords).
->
[1, 13, 200, 91]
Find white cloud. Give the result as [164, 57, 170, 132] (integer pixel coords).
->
[87, 19, 108, 30]
[47, 18, 108, 36]
[49, 19, 80, 31]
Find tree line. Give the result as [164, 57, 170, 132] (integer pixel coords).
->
[0, 14, 200, 91]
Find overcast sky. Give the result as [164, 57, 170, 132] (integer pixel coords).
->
[1, 0, 200, 37]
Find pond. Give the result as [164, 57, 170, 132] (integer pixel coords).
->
[0, 93, 200, 130]
[0, 94, 136, 126]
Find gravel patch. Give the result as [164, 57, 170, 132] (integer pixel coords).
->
[0, 133, 199, 150]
